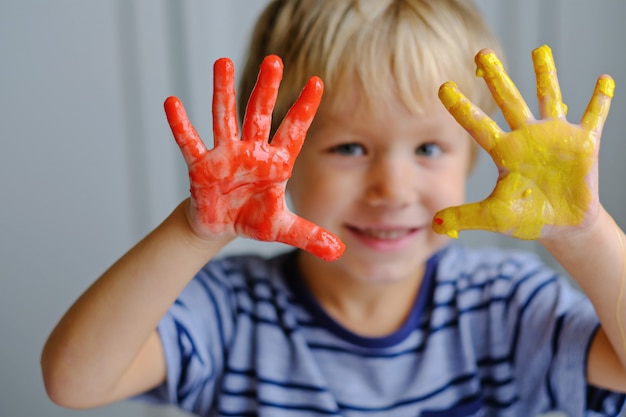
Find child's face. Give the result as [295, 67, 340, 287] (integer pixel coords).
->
[287, 87, 472, 284]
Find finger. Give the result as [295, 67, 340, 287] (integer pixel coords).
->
[241, 55, 283, 143]
[439, 81, 503, 153]
[532, 45, 566, 119]
[236, 187, 345, 261]
[475, 49, 534, 129]
[432, 201, 500, 239]
[237, 188, 345, 261]
[272, 76, 324, 163]
[212, 57, 239, 146]
[580, 75, 615, 143]
[164, 96, 208, 165]
[432, 200, 536, 239]
[275, 212, 345, 261]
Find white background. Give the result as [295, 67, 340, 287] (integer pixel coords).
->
[1, 1, 625, 416]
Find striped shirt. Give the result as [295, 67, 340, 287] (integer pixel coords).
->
[141, 244, 625, 416]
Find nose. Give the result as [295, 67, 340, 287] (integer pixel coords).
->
[365, 154, 417, 208]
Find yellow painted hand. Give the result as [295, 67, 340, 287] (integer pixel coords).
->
[432, 45, 614, 240]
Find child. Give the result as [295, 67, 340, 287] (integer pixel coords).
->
[41, 0, 626, 415]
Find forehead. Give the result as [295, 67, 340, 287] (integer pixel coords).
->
[312, 80, 466, 139]
[322, 74, 452, 120]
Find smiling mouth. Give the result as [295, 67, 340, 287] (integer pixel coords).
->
[350, 227, 417, 240]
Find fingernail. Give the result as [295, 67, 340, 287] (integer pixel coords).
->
[599, 77, 615, 98]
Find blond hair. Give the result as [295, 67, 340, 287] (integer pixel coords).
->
[238, 0, 501, 155]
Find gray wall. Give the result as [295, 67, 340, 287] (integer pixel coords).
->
[1, 1, 624, 416]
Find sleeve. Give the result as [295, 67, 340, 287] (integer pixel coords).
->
[503, 253, 626, 416]
[587, 384, 626, 416]
[137, 260, 238, 415]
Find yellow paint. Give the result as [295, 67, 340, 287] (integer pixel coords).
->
[533, 45, 567, 118]
[433, 45, 615, 240]
[600, 76, 616, 98]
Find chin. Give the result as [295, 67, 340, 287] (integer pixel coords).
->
[337, 251, 426, 285]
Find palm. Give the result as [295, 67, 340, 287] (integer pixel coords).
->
[184, 139, 293, 238]
[433, 45, 614, 239]
[165, 55, 345, 261]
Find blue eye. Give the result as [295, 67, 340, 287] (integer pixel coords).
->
[331, 143, 366, 156]
[416, 143, 442, 157]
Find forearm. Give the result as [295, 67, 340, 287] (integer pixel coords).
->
[541, 206, 626, 368]
[41, 199, 232, 405]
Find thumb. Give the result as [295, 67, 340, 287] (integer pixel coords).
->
[275, 213, 345, 261]
[432, 201, 513, 238]
[433, 196, 549, 240]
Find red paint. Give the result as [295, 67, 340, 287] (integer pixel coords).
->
[165, 55, 345, 261]
[434, 217, 444, 225]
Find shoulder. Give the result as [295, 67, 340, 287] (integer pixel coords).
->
[173, 251, 294, 312]
[432, 244, 574, 313]
[436, 244, 554, 288]
[197, 251, 292, 289]
[438, 244, 545, 277]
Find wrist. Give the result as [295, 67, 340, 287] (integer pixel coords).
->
[540, 206, 618, 276]
[173, 198, 235, 254]
[539, 205, 607, 250]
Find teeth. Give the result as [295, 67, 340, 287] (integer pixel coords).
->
[360, 228, 410, 239]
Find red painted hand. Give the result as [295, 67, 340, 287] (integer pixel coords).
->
[164, 55, 345, 261]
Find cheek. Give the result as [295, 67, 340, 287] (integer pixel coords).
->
[288, 168, 353, 219]
[428, 168, 468, 209]
[287, 169, 322, 214]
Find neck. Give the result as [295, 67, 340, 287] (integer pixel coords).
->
[296, 252, 425, 337]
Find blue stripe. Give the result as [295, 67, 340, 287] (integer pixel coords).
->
[421, 394, 482, 417]
[220, 367, 520, 414]
[235, 305, 298, 336]
[477, 355, 511, 367]
[483, 394, 520, 408]
[336, 373, 475, 412]
[437, 256, 529, 287]
[220, 371, 481, 414]
[546, 313, 565, 408]
[226, 366, 328, 392]
[244, 399, 341, 415]
[306, 340, 426, 358]
[510, 276, 558, 363]
[434, 267, 547, 310]
[480, 375, 514, 387]
[196, 276, 228, 349]
[173, 318, 207, 401]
